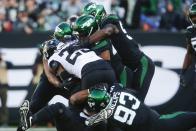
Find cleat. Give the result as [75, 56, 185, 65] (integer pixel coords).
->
[19, 100, 32, 131]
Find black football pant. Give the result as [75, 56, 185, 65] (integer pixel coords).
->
[30, 73, 70, 114]
[131, 54, 155, 101]
[31, 103, 107, 131]
[110, 54, 133, 88]
[81, 60, 117, 90]
[151, 111, 196, 131]
[115, 54, 155, 102]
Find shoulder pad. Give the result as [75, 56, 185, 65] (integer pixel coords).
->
[100, 14, 119, 28]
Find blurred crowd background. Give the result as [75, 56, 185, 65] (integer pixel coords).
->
[0, 0, 196, 34]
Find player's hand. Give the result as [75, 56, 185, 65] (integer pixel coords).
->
[85, 109, 108, 126]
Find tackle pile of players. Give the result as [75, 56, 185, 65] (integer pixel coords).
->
[17, 2, 196, 131]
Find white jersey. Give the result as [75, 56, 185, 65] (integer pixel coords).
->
[48, 44, 102, 78]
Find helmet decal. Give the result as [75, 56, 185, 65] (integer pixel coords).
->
[81, 18, 95, 28]
[73, 15, 98, 37]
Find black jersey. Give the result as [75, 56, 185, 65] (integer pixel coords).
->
[186, 25, 196, 56]
[86, 84, 153, 131]
[183, 26, 196, 88]
[107, 85, 152, 131]
[100, 14, 143, 66]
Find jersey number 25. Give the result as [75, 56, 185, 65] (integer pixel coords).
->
[59, 49, 89, 65]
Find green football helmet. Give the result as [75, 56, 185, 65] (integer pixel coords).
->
[54, 22, 73, 42]
[73, 15, 98, 37]
[87, 83, 111, 112]
[82, 2, 106, 23]
[189, 3, 196, 26]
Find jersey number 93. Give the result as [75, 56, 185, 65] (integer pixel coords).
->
[114, 92, 140, 125]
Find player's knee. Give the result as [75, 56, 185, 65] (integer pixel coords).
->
[55, 103, 66, 115]
[51, 103, 66, 117]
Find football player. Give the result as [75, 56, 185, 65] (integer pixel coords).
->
[55, 17, 133, 89]
[18, 83, 196, 131]
[18, 23, 114, 131]
[85, 84, 196, 131]
[74, 4, 155, 101]
[18, 32, 79, 130]
[29, 39, 72, 114]
[17, 100, 107, 131]
[180, 3, 196, 89]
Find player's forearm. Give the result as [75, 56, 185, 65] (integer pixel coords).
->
[89, 24, 119, 44]
[70, 89, 89, 105]
[89, 30, 109, 43]
[43, 59, 61, 87]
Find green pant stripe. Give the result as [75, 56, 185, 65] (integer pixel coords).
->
[140, 56, 149, 87]
[120, 67, 127, 87]
[159, 112, 186, 119]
